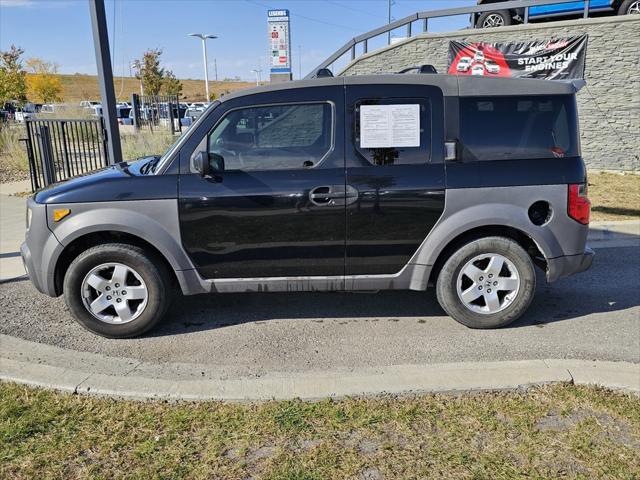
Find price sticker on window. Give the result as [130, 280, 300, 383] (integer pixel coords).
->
[360, 104, 420, 149]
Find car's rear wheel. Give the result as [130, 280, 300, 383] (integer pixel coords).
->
[476, 10, 513, 28]
[436, 237, 535, 329]
[619, 0, 640, 15]
[63, 243, 172, 338]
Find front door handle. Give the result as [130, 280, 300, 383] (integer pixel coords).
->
[309, 185, 359, 206]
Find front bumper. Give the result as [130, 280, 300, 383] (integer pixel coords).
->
[20, 199, 63, 297]
[546, 247, 595, 283]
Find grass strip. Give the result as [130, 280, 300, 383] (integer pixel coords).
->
[1, 382, 638, 479]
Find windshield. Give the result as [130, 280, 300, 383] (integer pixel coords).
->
[153, 101, 221, 174]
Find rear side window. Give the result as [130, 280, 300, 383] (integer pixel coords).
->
[460, 95, 579, 161]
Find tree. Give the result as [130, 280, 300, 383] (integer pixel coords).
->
[162, 70, 182, 96]
[134, 49, 164, 96]
[0, 44, 27, 105]
[25, 58, 62, 103]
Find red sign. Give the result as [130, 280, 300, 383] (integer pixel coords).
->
[448, 36, 588, 80]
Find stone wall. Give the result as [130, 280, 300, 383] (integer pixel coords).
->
[341, 16, 639, 171]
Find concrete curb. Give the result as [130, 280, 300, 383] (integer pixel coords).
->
[588, 220, 640, 248]
[1, 334, 637, 402]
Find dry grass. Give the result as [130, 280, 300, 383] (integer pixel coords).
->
[120, 131, 177, 161]
[49, 73, 254, 103]
[1, 382, 639, 479]
[0, 125, 29, 182]
[589, 171, 640, 222]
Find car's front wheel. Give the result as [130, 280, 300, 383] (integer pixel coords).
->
[436, 237, 536, 329]
[63, 243, 172, 338]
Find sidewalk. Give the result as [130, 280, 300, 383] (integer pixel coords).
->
[0, 180, 29, 281]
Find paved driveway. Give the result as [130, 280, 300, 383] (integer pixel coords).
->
[1, 245, 638, 379]
[0, 194, 26, 280]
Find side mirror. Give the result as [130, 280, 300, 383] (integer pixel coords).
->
[193, 151, 211, 177]
[209, 152, 225, 172]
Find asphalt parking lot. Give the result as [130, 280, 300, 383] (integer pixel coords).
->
[1, 245, 638, 380]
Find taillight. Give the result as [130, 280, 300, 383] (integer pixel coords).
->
[568, 183, 590, 225]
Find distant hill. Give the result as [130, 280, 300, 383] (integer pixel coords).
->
[47, 74, 256, 103]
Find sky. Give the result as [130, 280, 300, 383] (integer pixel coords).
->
[0, 0, 476, 81]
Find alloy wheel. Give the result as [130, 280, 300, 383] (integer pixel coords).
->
[482, 13, 505, 28]
[81, 262, 148, 324]
[456, 253, 520, 315]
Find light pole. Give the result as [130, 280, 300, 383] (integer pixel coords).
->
[387, 0, 395, 45]
[189, 33, 217, 101]
[251, 69, 262, 86]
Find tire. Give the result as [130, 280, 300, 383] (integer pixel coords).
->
[436, 236, 535, 329]
[619, 0, 640, 15]
[63, 243, 172, 338]
[476, 10, 513, 28]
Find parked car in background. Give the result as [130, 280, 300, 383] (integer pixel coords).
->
[87, 105, 103, 117]
[14, 103, 41, 123]
[474, 0, 639, 28]
[117, 105, 132, 125]
[80, 100, 101, 109]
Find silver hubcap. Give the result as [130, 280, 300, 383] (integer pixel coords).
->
[456, 253, 520, 315]
[483, 13, 505, 27]
[81, 262, 148, 324]
[628, 1, 640, 14]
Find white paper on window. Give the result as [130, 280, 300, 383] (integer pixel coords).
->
[360, 104, 420, 148]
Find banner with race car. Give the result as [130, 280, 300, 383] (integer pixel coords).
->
[447, 35, 588, 80]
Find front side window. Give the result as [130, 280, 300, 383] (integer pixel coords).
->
[460, 95, 580, 161]
[206, 102, 333, 171]
[354, 98, 431, 166]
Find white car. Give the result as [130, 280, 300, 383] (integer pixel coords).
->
[485, 60, 501, 74]
[457, 56, 473, 72]
[474, 50, 485, 62]
[471, 64, 485, 76]
[80, 100, 100, 109]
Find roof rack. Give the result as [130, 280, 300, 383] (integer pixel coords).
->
[396, 65, 438, 74]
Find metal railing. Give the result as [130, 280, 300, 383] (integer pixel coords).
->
[24, 117, 109, 190]
[306, 0, 593, 78]
[130, 94, 183, 134]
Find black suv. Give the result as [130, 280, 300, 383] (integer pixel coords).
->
[21, 74, 593, 338]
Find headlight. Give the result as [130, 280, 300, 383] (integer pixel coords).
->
[26, 206, 32, 231]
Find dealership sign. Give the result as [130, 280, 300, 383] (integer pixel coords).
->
[268, 9, 291, 75]
[448, 35, 588, 80]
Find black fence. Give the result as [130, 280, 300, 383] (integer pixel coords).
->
[130, 94, 184, 134]
[24, 117, 109, 191]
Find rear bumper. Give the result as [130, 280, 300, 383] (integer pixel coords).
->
[546, 247, 595, 283]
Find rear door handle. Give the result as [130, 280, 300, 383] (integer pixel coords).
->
[309, 185, 359, 206]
